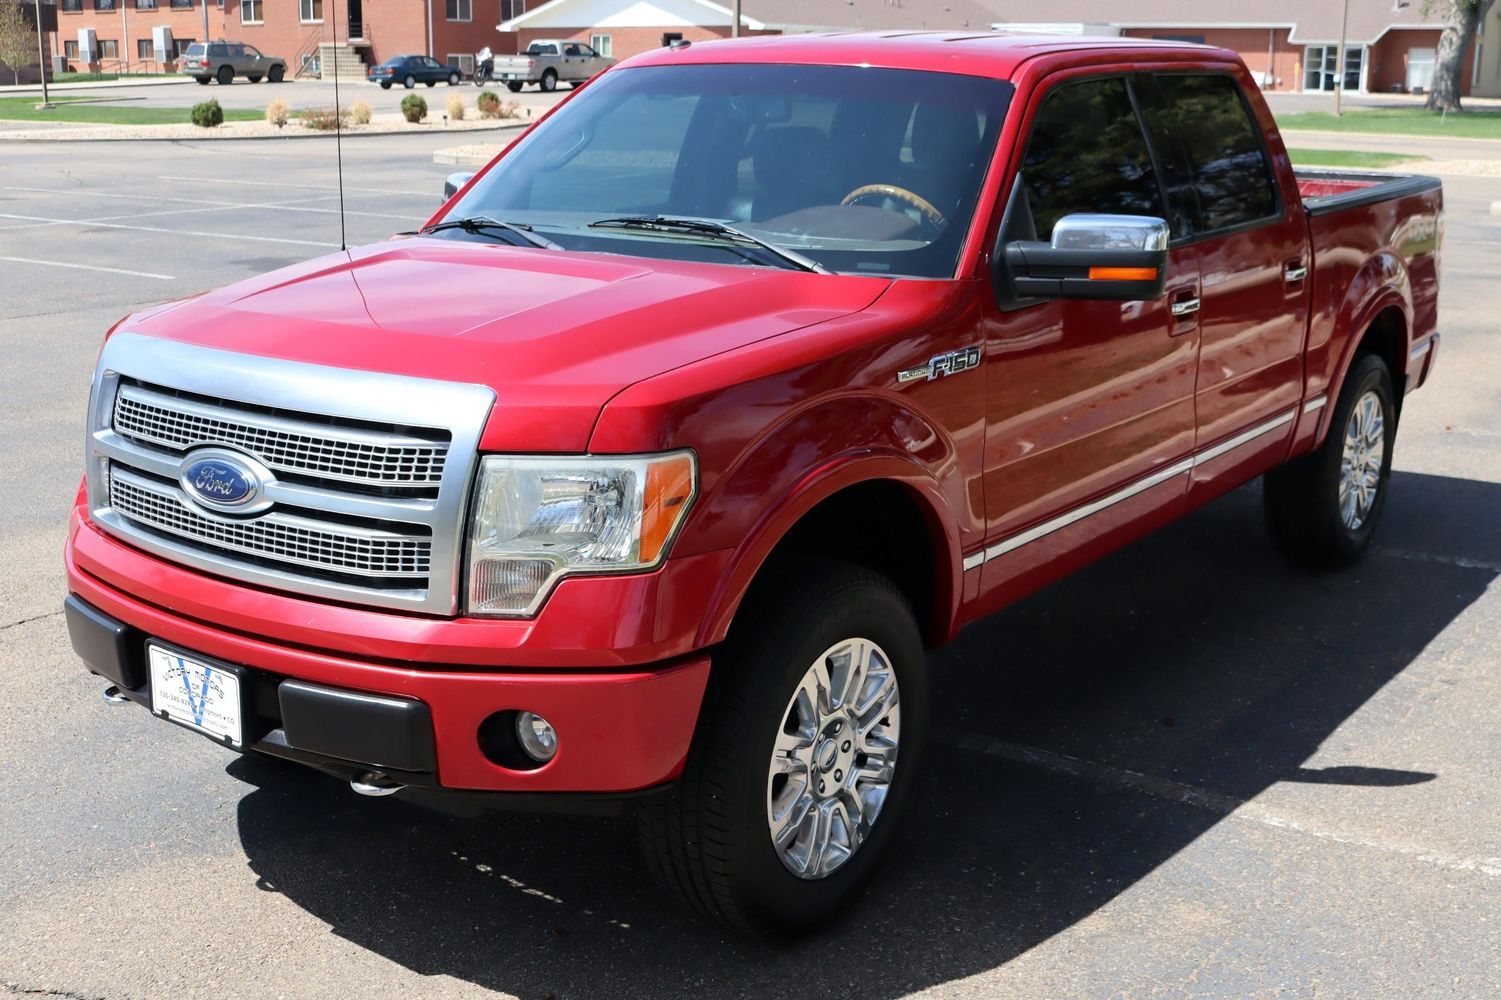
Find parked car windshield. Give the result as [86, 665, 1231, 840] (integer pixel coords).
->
[444, 63, 1013, 278]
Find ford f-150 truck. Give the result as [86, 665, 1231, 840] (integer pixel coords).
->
[65, 33, 1442, 935]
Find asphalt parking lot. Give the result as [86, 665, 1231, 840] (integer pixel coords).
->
[3, 129, 1501, 998]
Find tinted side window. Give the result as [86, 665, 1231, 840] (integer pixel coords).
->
[1019, 77, 1164, 241]
[1154, 74, 1276, 232]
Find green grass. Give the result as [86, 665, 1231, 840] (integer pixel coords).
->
[1278, 107, 1501, 139]
[0, 96, 260, 125]
[1286, 148, 1429, 169]
[47, 71, 188, 84]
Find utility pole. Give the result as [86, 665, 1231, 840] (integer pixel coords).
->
[34, 0, 51, 107]
[201, 0, 209, 47]
[1333, 0, 1350, 116]
[732, 0, 740, 37]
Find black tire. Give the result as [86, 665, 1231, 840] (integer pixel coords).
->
[1264, 352, 1396, 568]
[380, 81, 391, 90]
[448, 72, 460, 85]
[506, 81, 522, 93]
[216, 65, 233, 85]
[195, 76, 210, 85]
[268, 64, 284, 83]
[248, 75, 263, 83]
[403, 74, 416, 89]
[637, 560, 928, 936]
[425, 80, 436, 87]
[540, 69, 557, 92]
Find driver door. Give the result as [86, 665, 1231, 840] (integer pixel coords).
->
[976, 73, 1201, 605]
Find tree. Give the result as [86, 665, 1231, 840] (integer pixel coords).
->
[0, 1, 35, 86]
[1425, 0, 1497, 111]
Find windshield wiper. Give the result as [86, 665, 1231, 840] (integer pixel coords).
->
[587, 216, 832, 274]
[414, 216, 564, 251]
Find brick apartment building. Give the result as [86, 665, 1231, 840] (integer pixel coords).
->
[18, 0, 1501, 94]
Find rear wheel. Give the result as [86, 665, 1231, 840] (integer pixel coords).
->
[268, 64, 284, 83]
[403, 74, 416, 89]
[540, 69, 557, 92]
[216, 65, 233, 85]
[448, 71, 460, 85]
[506, 81, 522, 93]
[1264, 352, 1396, 568]
[637, 560, 927, 936]
[194, 76, 210, 85]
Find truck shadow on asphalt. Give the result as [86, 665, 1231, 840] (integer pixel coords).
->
[228, 470, 1496, 999]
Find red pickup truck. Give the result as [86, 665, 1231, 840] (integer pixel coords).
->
[65, 33, 1441, 934]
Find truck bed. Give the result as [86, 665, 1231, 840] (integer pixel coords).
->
[1295, 168, 1443, 217]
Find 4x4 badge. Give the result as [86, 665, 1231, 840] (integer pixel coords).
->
[898, 345, 982, 383]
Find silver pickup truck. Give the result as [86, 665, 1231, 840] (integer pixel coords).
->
[475, 40, 615, 92]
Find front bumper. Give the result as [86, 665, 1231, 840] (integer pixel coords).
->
[63, 583, 711, 797]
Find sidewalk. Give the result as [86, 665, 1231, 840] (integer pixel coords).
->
[2, 75, 196, 96]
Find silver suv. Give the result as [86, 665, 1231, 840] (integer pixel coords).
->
[182, 41, 287, 86]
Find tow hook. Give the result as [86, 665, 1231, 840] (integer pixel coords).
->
[350, 771, 404, 797]
[102, 685, 130, 705]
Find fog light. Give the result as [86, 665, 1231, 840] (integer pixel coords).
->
[515, 711, 558, 763]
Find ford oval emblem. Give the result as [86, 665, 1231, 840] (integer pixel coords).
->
[180, 451, 264, 511]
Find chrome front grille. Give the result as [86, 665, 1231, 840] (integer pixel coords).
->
[86, 333, 495, 615]
[113, 383, 448, 488]
[109, 467, 432, 579]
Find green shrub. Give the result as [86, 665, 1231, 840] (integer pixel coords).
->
[476, 90, 501, 118]
[400, 94, 427, 123]
[190, 98, 224, 128]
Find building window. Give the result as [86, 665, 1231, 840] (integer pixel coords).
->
[94, 0, 116, 9]
[98, 38, 118, 57]
[299, 0, 322, 21]
[590, 33, 611, 57]
[169, 0, 193, 8]
[60, 0, 82, 9]
[447, 53, 474, 76]
[63, 39, 79, 57]
[445, 0, 471, 20]
[241, 0, 262, 22]
[136, 38, 152, 58]
[1303, 44, 1363, 92]
[136, 0, 157, 8]
[174, 38, 194, 56]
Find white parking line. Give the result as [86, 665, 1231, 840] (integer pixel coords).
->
[159, 174, 428, 197]
[0, 212, 338, 248]
[950, 733, 1501, 880]
[2, 186, 399, 221]
[0, 255, 173, 280]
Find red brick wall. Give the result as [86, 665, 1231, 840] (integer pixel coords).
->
[1124, 27, 1297, 91]
[1368, 28, 1472, 96]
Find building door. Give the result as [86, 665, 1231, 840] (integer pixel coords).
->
[1304, 45, 1364, 91]
[1407, 48, 1436, 91]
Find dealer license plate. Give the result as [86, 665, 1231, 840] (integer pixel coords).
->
[148, 645, 243, 747]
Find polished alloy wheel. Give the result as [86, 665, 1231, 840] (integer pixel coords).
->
[1339, 389, 1385, 530]
[766, 637, 901, 880]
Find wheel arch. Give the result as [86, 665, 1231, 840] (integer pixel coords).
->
[1316, 293, 1411, 448]
[695, 457, 964, 653]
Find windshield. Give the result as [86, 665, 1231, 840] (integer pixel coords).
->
[444, 64, 1012, 278]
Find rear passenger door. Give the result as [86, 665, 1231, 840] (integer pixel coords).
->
[1137, 72, 1309, 497]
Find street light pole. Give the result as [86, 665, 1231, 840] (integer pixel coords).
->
[33, 0, 51, 107]
[201, 0, 209, 48]
[732, 0, 740, 37]
[1333, 0, 1350, 116]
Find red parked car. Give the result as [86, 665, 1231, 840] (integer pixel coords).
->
[66, 33, 1441, 934]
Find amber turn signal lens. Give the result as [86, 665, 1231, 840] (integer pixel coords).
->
[1087, 267, 1159, 281]
[641, 452, 696, 564]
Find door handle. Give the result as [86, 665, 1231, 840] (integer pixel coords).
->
[1170, 296, 1201, 318]
[1284, 263, 1308, 283]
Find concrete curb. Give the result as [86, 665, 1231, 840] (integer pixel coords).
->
[1281, 127, 1501, 148]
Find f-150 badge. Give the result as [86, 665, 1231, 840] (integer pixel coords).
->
[898, 345, 982, 383]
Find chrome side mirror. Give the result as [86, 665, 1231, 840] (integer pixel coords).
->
[443, 171, 475, 201]
[1005, 213, 1171, 301]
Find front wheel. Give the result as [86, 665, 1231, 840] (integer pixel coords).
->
[268, 64, 284, 83]
[403, 74, 416, 89]
[1264, 352, 1396, 568]
[637, 560, 927, 935]
[448, 72, 460, 85]
[216, 65, 233, 85]
[539, 69, 557, 92]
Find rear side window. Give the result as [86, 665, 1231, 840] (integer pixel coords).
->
[208, 44, 227, 56]
[1018, 77, 1165, 241]
[1151, 74, 1277, 233]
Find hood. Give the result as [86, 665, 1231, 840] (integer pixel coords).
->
[127, 238, 891, 451]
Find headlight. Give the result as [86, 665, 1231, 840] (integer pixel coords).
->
[466, 451, 696, 616]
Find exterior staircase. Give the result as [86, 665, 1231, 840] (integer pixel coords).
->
[317, 43, 367, 81]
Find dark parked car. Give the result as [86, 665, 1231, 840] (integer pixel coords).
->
[368, 55, 462, 89]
